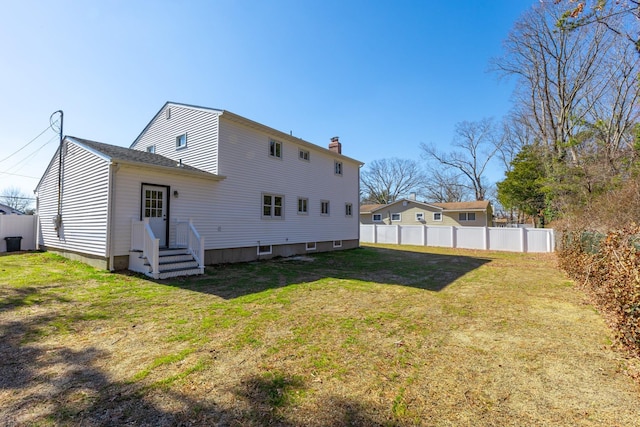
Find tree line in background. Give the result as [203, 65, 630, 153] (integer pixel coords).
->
[362, 0, 639, 230]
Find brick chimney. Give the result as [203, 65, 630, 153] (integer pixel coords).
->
[329, 136, 341, 154]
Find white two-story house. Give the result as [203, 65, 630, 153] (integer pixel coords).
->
[35, 102, 363, 278]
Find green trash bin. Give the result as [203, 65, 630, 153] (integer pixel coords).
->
[4, 236, 22, 252]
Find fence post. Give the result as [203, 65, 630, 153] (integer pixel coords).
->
[520, 227, 526, 253]
[451, 226, 456, 249]
[372, 224, 377, 244]
[422, 225, 427, 247]
[484, 226, 489, 250]
[396, 225, 400, 245]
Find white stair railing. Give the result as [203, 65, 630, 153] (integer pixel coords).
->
[131, 218, 160, 279]
[175, 218, 204, 270]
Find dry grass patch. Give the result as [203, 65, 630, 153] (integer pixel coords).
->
[0, 247, 639, 426]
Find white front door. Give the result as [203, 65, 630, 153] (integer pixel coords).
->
[142, 184, 168, 247]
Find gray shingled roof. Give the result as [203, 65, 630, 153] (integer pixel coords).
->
[70, 137, 213, 174]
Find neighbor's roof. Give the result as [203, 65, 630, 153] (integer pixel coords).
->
[0, 203, 23, 215]
[359, 204, 385, 213]
[431, 200, 491, 211]
[360, 198, 490, 214]
[69, 137, 226, 181]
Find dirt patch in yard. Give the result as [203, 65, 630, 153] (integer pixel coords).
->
[1, 247, 639, 426]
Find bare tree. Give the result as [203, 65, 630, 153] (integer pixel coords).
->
[493, 1, 616, 164]
[0, 186, 33, 213]
[555, 0, 640, 51]
[420, 118, 502, 201]
[360, 158, 426, 204]
[418, 169, 469, 203]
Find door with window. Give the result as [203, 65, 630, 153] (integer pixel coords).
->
[142, 184, 168, 247]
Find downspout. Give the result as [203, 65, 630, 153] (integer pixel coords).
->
[105, 162, 118, 271]
[358, 164, 363, 246]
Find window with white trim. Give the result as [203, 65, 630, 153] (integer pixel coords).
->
[459, 212, 476, 221]
[299, 149, 310, 161]
[373, 214, 382, 222]
[297, 197, 308, 215]
[176, 133, 187, 149]
[345, 203, 353, 217]
[391, 213, 401, 221]
[146, 145, 156, 154]
[333, 240, 343, 248]
[258, 245, 272, 255]
[262, 193, 284, 219]
[306, 242, 316, 251]
[269, 139, 282, 158]
[433, 212, 442, 221]
[320, 200, 330, 216]
[334, 161, 343, 175]
[416, 212, 425, 221]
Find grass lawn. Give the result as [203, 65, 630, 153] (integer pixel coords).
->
[1, 244, 639, 426]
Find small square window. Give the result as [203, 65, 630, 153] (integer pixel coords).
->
[334, 161, 343, 175]
[298, 197, 308, 214]
[333, 240, 343, 248]
[321, 200, 330, 216]
[269, 139, 282, 158]
[433, 212, 442, 221]
[306, 242, 316, 251]
[146, 145, 156, 154]
[391, 213, 401, 221]
[258, 245, 272, 255]
[299, 149, 310, 161]
[416, 212, 425, 221]
[373, 214, 382, 222]
[176, 133, 187, 149]
[468, 212, 476, 221]
[345, 203, 353, 217]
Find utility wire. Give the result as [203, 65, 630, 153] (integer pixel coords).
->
[0, 171, 40, 179]
[0, 123, 54, 164]
[3, 134, 57, 175]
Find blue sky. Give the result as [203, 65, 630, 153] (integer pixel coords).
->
[0, 0, 536, 203]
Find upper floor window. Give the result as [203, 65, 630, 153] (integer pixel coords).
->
[416, 212, 425, 221]
[299, 149, 310, 161]
[146, 145, 156, 154]
[269, 139, 282, 158]
[297, 197, 308, 215]
[373, 213, 382, 222]
[391, 213, 401, 221]
[345, 203, 353, 217]
[176, 133, 187, 149]
[433, 212, 442, 221]
[334, 161, 343, 175]
[263, 193, 283, 219]
[459, 212, 476, 221]
[166, 108, 171, 120]
[321, 200, 330, 216]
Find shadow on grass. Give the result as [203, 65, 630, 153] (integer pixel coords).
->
[0, 311, 389, 426]
[163, 245, 491, 300]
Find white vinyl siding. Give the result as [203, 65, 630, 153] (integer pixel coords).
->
[127, 106, 361, 252]
[204, 117, 360, 249]
[36, 140, 110, 257]
[131, 104, 220, 174]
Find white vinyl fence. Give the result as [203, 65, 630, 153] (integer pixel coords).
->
[0, 215, 37, 252]
[361, 224, 555, 253]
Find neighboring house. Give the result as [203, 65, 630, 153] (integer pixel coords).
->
[36, 102, 363, 278]
[0, 203, 23, 215]
[360, 199, 493, 227]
